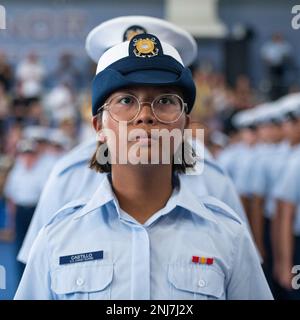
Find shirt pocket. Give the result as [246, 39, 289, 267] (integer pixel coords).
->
[51, 263, 113, 300]
[168, 264, 225, 300]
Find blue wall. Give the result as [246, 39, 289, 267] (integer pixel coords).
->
[0, 0, 299, 86]
[0, 0, 164, 74]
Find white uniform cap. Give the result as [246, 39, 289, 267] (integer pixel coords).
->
[48, 129, 72, 150]
[16, 139, 38, 153]
[96, 39, 183, 75]
[23, 126, 49, 142]
[277, 93, 300, 114]
[86, 15, 197, 67]
[233, 109, 257, 128]
[210, 131, 229, 148]
[252, 102, 282, 125]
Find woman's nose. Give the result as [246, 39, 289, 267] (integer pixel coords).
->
[134, 103, 157, 125]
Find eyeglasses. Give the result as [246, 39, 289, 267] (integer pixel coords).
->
[97, 93, 187, 123]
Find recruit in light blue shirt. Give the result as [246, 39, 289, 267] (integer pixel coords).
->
[18, 138, 248, 264]
[273, 144, 300, 235]
[4, 155, 57, 206]
[15, 174, 272, 300]
[250, 142, 291, 218]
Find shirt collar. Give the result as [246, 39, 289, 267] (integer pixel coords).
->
[175, 174, 217, 225]
[74, 172, 217, 225]
[74, 173, 115, 220]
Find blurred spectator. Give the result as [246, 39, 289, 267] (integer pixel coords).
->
[0, 82, 9, 117]
[210, 73, 230, 112]
[4, 123, 23, 157]
[22, 125, 64, 173]
[25, 98, 47, 127]
[0, 155, 13, 241]
[0, 51, 13, 92]
[15, 52, 45, 99]
[207, 131, 229, 158]
[59, 117, 78, 147]
[233, 75, 257, 109]
[47, 128, 72, 156]
[261, 33, 292, 100]
[10, 98, 27, 124]
[4, 139, 54, 280]
[44, 82, 77, 126]
[0, 83, 10, 152]
[51, 52, 82, 90]
[78, 91, 94, 143]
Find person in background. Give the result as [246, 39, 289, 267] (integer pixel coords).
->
[217, 109, 243, 182]
[4, 140, 46, 280]
[0, 156, 13, 242]
[229, 109, 258, 220]
[4, 122, 23, 158]
[0, 82, 10, 153]
[24, 98, 47, 127]
[22, 126, 65, 172]
[249, 101, 290, 296]
[261, 33, 292, 100]
[0, 51, 13, 92]
[50, 52, 82, 90]
[206, 130, 229, 159]
[47, 128, 72, 158]
[44, 81, 78, 127]
[15, 52, 45, 101]
[272, 97, 300, 300]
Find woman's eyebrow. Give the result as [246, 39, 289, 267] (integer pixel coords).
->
[110, 88, 184, 98]
[110, 90, 135, 97]
[113, 89, 182, 96]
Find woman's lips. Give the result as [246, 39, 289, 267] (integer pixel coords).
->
[128, 132, 159, 143]
[136, 136, 154, 145]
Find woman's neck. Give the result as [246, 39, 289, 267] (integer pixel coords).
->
[111, 164, 173, 224]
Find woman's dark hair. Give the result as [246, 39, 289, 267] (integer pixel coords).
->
[89, 114, 197, 174]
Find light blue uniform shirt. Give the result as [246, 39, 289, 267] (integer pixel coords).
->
[18, 139, 248, 264]
[15, 174, 272, 300]
[250, 142, 291, 218]
[234, 143, 275, 197]
[217, 142, 245, 183]
[4, 156, 55, 206]
[273, 144, 300, 235]
[233, 144, 256, 196]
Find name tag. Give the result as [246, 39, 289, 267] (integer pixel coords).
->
[59, 250, 103, 265]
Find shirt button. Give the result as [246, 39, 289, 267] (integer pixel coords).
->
[198, 279, 206, 288]
[76, 278, 84, 286]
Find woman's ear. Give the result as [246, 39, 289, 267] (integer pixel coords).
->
[184, 114, 191, 129]
[92, 115, 102, 132]
[92, 115, 107, 143]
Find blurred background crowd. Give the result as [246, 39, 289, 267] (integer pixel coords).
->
[1, 0, 300, 300]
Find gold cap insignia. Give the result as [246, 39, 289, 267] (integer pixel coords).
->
[133, 37, 159, 58]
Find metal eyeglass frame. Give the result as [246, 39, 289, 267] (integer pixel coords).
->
[96, 93, 188, 124]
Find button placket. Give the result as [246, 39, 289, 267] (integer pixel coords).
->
[130, 226, 151, 299]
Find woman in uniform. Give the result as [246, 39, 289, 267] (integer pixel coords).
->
[15, 31, 272, 300]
